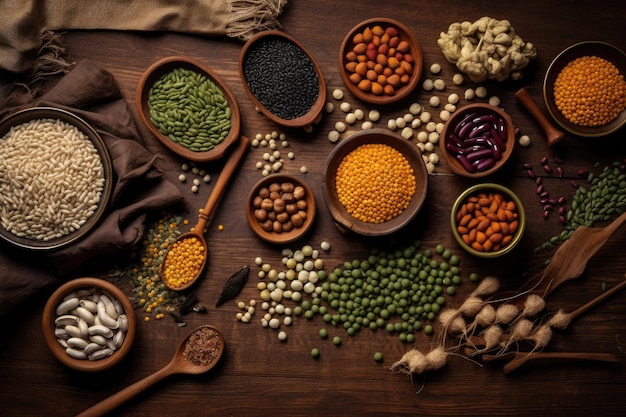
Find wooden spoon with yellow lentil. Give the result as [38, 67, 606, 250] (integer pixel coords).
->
[162, 136, 250, 291]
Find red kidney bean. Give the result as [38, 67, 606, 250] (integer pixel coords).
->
[536, 184, 545, 195]
[554, 156, 564, 164]
[577, 169, 588, 177]
[544, 204, 554, 212]
[456, 154, 476, 173]
[454, 112, 477, 135]
[556, 166, 563, 177]
[468, 122, 491, 138]
[570, 180, 579, 188]
[543, 164, 552, 174]
[558, 196, 567, 205]
[543, 210, 550, 219]
[466, 148, 493, 162]
[559, 215, 567, 225]
[535, 177, 542, 185]
[474, 158, 495, 171]
[522, 163, 532, 170]
[527, 169, 536, 178]
[540, 156, 549, 165]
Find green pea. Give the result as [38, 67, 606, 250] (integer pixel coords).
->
[374, 352, 383, 362]
[311, 348, 320, 358]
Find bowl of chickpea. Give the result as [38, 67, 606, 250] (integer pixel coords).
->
[322, 129, 428, 236]
[246, 174, 316, 245]
[543, 41, 626, 137]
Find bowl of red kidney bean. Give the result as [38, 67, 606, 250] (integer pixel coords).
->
[440, 103, 515, 178]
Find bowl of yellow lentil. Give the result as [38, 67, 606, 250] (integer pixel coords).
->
[543, 41, 626, 137]
[322, 129, 428, 236]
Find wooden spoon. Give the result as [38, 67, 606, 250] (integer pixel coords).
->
[530, 209, 626, 299]
[482, 351, 619, 374]
[515, 87, 565, 145]
[76, 325, 225, 417]
[162, 135, 250, 291]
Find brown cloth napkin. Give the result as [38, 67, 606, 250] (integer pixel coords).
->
[0, 59, 184, 316]
[0, 0, 287, 75]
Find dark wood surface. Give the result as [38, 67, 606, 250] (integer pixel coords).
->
[2, 1, 626, 416]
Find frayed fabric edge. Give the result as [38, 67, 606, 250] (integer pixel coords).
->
[226, 0, 288, 40]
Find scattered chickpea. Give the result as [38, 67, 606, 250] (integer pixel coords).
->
[429, 96, 441, 107]
[325, 102, 334, 113]
[332, 88, 344, 100]
[345, 113, 357, 124]
[368, 109, 380, 122]
[434, 79, 446, 91]
[300, 166, 308, 174]
[429, 63, 442, 74]
[422, 79, 434, 91]
[488, 96, 501, 107]
[411, 118, 422, 129]
[354, 109, 365, 120]
[464, 88, 476, 100]
[444, 103, 457, 113]
[387, 119, 397, 130]
[452, 73, 464, 85]
[401, 126, 413, 139]
[395, 117, 407, 129]
[328, 130, 340, 143]
[340, 102, 351, 112]
[475, 86, 488, 98]
[178, 174, 186, 183]
[409, 102, 422, 115]
[361, 121, 373, 130]
[416, 131, 428, 143]
[335, 121, 347, 132]
[519, 134, 531, 147]
[191, 185, 199, 193]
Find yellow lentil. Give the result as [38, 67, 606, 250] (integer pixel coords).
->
[162, 236, 205, 289]
[335, 143, 416, 223]
[553, 55, 626, 126]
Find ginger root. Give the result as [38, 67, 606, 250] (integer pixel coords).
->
[437, 16, 537, 82]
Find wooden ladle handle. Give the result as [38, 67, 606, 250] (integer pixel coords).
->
[515, 87, 565, 146]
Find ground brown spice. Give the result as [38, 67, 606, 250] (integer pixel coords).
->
[182, 327, 222, 367]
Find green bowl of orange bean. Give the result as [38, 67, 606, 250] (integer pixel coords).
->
[450, 183, 525, 258]
[543, 41, 626, 138]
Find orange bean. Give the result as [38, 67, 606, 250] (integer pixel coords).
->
[475, 231, 487, 244]
[459, 213, 472, 227]
[471, 241, 484, 251]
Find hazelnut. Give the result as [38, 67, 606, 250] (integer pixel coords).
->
[293, 185, 306, 200]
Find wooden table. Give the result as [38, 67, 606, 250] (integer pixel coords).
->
[2, 1, 626, 416]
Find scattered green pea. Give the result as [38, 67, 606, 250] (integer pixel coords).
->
[424, 325, 434, 335]
[374, 352, 383, 362]
[311, 348, 320, 358]
[469, 272, 480, 282]
[333, 336, 342, 346]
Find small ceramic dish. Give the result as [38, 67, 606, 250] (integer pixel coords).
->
[440, 103, 515, 178]
[136, 56, 241, 162]
[322, 129, 428, 236]
[450, 183, 526, 258]
[239, 30, 327, 128]
[543, 41, 626, 137]
[42, 277, 136, 372]
[0, 107, 113, 251]
[339, 17, 423, 105]
[246, 174, 316, 245]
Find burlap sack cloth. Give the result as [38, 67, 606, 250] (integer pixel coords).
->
[0, 59, 185, 316]
[0, 0, 287, 76]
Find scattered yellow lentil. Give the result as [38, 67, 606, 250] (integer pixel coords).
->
[162, 236, 205, 289]
[335, 143, 416, 223]
[553, 55, 626, 126]
[218, 224, 224, 231]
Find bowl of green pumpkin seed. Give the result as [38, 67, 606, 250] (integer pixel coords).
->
[136, 56, 241, 162]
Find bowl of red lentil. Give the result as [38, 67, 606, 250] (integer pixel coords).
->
[0, 107, 113, 251]
[239, 30, 327, 128]
[543, 41, 626, 137]
[339, 17, 423, 105]
[136, 56, 241, 162]
[450, 183, 526, 258]
[246, 174, 316, 245]
[322, 129, 428, 236]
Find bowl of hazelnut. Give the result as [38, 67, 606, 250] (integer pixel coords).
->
[246, 174, 316, 245]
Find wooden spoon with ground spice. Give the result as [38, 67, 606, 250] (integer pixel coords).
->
[76, 325, 224, 417]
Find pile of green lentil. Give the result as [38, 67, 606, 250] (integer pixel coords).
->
[148, 67, 232, 152]
[536, 160, 626, 255]
[246, 240, 463, 346]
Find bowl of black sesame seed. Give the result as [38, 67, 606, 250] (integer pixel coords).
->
[239, 30, 327, 129]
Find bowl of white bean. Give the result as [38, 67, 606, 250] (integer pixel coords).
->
[42, 277, 136, 372]
[0, 107, 113, 251]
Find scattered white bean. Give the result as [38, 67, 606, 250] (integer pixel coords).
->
[354, 109, 365, 120]
[475, 86, 488, 98]
[325, 101, 334, 113]
[401, 127, 413, 139]
[464, 88, 476, 100]
[419, 111, 432, 123]
[178, 174, 186, 182]
[409, 103, 422, 115]
[340, 102, 351, 112]
[395, 117, 406, 129]
[428, 132, 440, 144]
[416, 131, 428, 143]
[488, 96, 501, 107]
[429, 96, 440, 107]
[328, 130, 340, 143]
[361, 121, 373, 130]
[425, 121, 437, 133]
[332, 89, 344, 100]
[439, 110, 451, 121]
[335, 121, 346, 133]
[320, 241, 331, 251]
[422, 79, 434, 91]
[300, 166, 308, 174]
[345, 113, 357, 124]
[411, 118, 422, 129]
[434, 79, 446, 91]
[452, 73, 464, 85]
[387, 119, 397, 130]
[444, 103, 457, 113]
